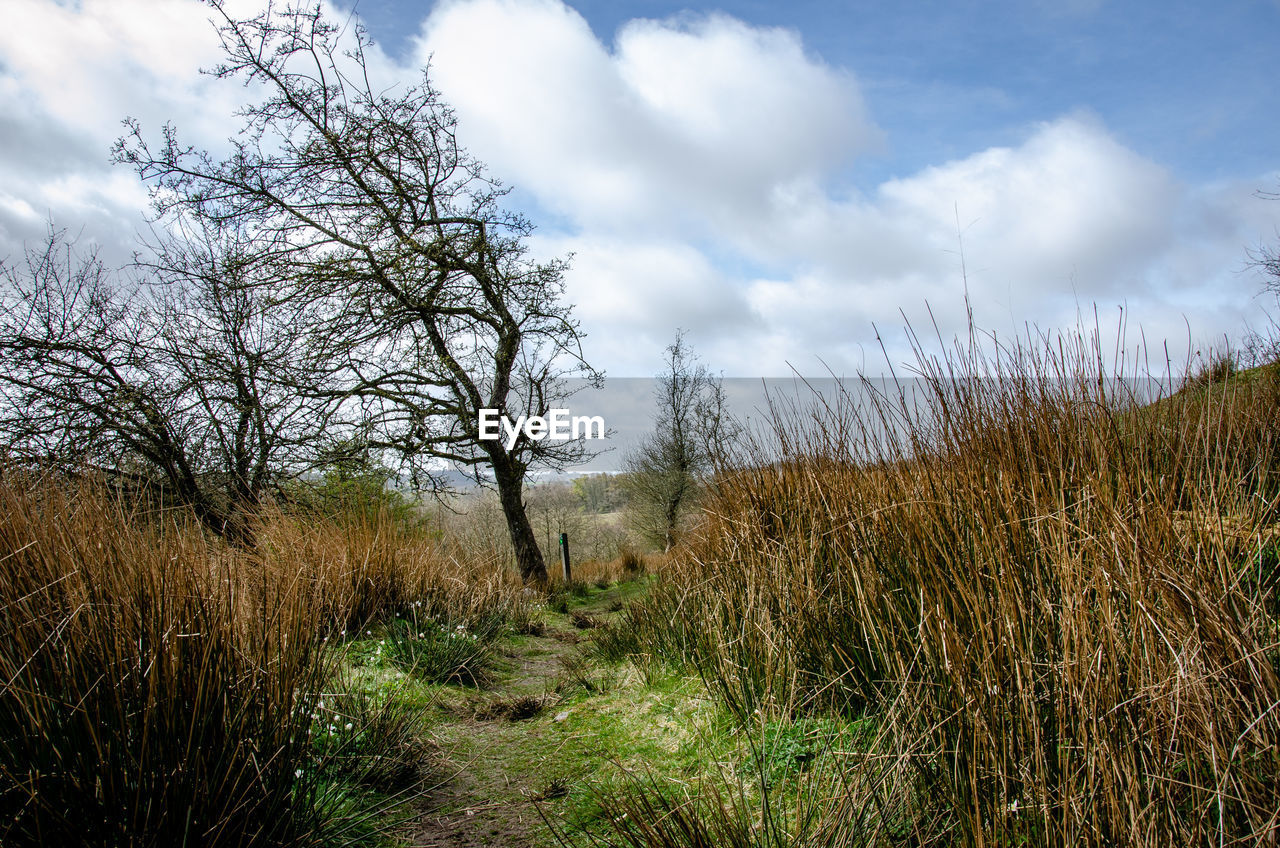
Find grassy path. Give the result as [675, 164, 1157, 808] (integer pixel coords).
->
[400, 578, 701, 848]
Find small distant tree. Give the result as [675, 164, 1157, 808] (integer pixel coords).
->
[282, 441, 422, 528]
[624, 332, 730, 551]
[526, 481, 582, 564]
[573, 472, 626, 514]
[527, 479, 628, 564]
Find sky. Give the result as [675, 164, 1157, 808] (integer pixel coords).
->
[1, 0, 1278, 378]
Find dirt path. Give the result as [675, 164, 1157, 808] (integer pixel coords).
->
[403, 584, 629, 848]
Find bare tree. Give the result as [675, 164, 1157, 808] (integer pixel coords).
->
[114, 2, 597, 582]
[0, 222, 340, 540]
[1239, 185, 1280, 366]
[527, 480, 628, 565]
[1251, 211, 1280, 300]
[1255, 247, 1280, 296]
[624, 332, 729, 551]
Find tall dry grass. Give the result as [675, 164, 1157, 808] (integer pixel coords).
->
[0, 473, 339, 846]
[598, 327, 1280, 847]
[0, 471, 536, 846]
[256, 506, 533, 635]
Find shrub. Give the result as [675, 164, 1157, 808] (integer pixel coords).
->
[619, 548, 647, 576]
[0, 472, 459, 847]
[382, 608, 505, 686]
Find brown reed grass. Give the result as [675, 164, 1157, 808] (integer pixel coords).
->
[0, 471, 537, 846]
[594, 326, 1280, 847]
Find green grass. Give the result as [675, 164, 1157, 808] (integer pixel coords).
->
[366, 576, 887, 848]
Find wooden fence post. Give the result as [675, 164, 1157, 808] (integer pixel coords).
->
[559, 532, 571, 583]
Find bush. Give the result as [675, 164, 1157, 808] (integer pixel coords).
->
[305, 685, 426, 793]
[382, 608, 505, 686]
[0, 472, 468, 847]
[287, 462, 425, 530]
[620, 548, 647, 576]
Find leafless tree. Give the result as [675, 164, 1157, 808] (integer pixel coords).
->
[1256, 248, 1280, 297]
[114, 2, 598, 582]
[1239, 185, 1280, 366]
[624, 332, 729, 551]
[1251, 223, 1280, 300]
[0, 221, 341, 541]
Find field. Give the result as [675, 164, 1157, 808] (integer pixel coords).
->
[2, 327, 1278, 847]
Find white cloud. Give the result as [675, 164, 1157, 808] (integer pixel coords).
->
[0, 0, 255, 138]
[0, 0, 270, 262]
[416, 0, 879, 238]
[412, 0, 1280, 374]
[876, 115, 1178, 294]
[0, 0, 410, 263]
[0, 191, 41, 227]
[735, 117, 1278, 371]
[533, 234, 763, 373]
